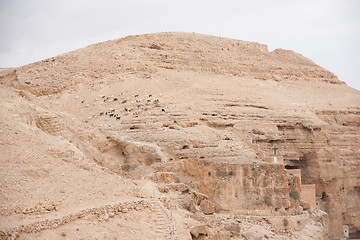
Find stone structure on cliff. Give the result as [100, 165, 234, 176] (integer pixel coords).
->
[0, 32, 359, 239]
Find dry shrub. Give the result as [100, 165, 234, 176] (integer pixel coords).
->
[264, 195, 272, 207]
[289, 189, 300, 200]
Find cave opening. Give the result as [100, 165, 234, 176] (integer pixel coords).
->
[321, 192, 327, 201]
[285, 165, 301, 170]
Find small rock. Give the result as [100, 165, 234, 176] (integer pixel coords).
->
[45, 205, 55, 211]
[190, 225, 209, 238]
[224, 224, 241, 236]
[300, 200, 310, 210]
[200, 199, 215, 215]
[295, 206, 303, 215]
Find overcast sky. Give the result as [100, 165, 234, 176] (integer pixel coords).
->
[0, 0, 359, 90]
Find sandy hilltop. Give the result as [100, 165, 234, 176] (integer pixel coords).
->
[0, 32, 359, 240]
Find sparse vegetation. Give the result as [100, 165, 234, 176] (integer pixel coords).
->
[216, 171, 234, 177]
[289, 189, 300, 200]
[283, 218, 289, 227]
[123, 164, 137, 171]
[146, 153, 154, 163]
[208, 144, 218, 148]
[264, 195, 273, 207]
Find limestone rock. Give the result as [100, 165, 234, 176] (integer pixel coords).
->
[0, 32, 358, 239]
[200, 199, 215, 215]
[224, 223, 241, 236]
[190, 225, 209, 239]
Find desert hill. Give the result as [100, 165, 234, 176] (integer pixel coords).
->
[0, 32, 359, 239]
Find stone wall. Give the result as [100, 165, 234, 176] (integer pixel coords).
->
[183, 158, 291, 213]
[286, 169, 316, 208]
[286, 169, 302, 183]
[301, 184, 316, 208]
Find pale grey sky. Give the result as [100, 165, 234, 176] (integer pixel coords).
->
[0, 0, 359, 89]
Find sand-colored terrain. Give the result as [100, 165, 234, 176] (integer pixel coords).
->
[0, 32, 359, 239]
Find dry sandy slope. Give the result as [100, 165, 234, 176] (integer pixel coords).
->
[0, 32, 359, 239]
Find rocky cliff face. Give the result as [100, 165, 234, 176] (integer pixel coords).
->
[0, 32, 359, 239]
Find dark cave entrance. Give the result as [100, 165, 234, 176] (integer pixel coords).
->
[284, 165, 301, 170]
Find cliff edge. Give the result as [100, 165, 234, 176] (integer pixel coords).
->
[0, 32, 359, 239]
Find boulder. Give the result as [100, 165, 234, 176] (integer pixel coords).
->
[200, 199, 215, 215]
[190, 225, 209, 239]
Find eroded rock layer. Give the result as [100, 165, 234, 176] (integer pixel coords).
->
[0, 32, 359, 239]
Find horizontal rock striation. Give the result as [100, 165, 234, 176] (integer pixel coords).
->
[1, 32, 359, 239]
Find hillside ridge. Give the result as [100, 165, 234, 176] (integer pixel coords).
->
[0, 32, 359, 239]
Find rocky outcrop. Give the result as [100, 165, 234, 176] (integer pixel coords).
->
[183, 158, 291, 213]
[1, 32, 359, 239]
